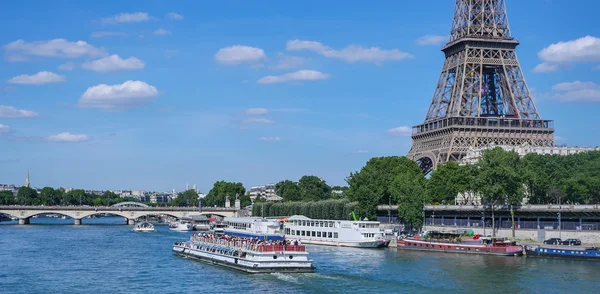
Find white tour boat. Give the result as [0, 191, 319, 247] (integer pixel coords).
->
[283, 215, 389, 248]
[169, 221, 193, 231]
[222, 217, 285, 241]
[133, 222, 155, 232]
[173, 233, 315, 273]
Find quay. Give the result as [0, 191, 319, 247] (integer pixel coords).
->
[0, 204, 240, 225]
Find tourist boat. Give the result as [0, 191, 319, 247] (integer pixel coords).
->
[397, 231, 523, 256]
[133, 222, 155, 232]
[173, 233, 315, 273]
[283, 215, 389, 248]
[222, 217, 285, 241]
[169, 221, 193, 231]
[524, 245, 600, 260]
[211, 222, 228, 236]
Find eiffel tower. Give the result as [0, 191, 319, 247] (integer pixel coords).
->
[407, 0, 555, 174]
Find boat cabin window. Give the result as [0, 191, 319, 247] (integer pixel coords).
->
[311, 231, 316, 237]
[328, 232, 332, 238]
[317, 232, 321, 237]
[334, 232, 338, 238]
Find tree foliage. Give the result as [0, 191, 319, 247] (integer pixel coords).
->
[298, 175, 332, 201]
[252, 199, 357, 220]
[275, 180, 302, 202]
[428, 162, 475, 204]
[203, 181, 246, 207]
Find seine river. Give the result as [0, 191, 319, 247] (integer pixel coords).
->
[1, 217, 598, 294]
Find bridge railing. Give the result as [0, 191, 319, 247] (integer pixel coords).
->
[0, 205, 238, 211]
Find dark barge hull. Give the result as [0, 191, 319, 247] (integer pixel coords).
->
[173, 247, 315, 274]
[525, 247, 600, 261]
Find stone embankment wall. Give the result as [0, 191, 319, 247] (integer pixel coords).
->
[424, 225, 600, 245]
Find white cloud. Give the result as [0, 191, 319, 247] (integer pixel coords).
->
[535, 35, 600, 72]
[8, 71, 65, 85]
[257, 70, 329, 84]
[259, 136, 280, 141]
[416, 35, 447, 46]
[547, 81, 600, 102]
[81, 54, 145, 72]
[271, 54, 308, 70]
[0, 105, 38, 118]
[387, 126, 412, 136]
[353, 150, 369, 154]
[0, 124, 10, 133]
[153, 29, 171, 36]
[246, 108, 269, 115]
[101, 12, 151, 24]
[58, 62, 77, 71]
[78, 80, 158, 110]
[555, 135, 567, 142]
[286, 39, 413, 64]
[166, 12, 183, 20]
[3, 39, 107, 61]
[46, 132, 89, 142]
[243, 118, 274, 124]
[215, 45, 267, 65]
[91, 31, 129, 38]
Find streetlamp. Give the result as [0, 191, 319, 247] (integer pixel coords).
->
[558, 212, 562, 239]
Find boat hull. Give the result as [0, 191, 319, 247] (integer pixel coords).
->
[397, 239, 523, 256]
[525, 246, 600, 261]
[289, 238, 389, 248]
[172, 245, 315, 274]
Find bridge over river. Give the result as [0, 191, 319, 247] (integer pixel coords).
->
[0, 203, 240, 225]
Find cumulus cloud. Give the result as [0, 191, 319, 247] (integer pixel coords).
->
[0, 124, 10, 133]
[100, 12, 151, 24]
[91, 31, 129, 38]
[259, 136, 280, 141]
[215, 45, 266, 65]
[0, 105, 38, 118]
[246, 108, 269, 115]
[78, 80, 158, 110]
[8, 71, 65, 85]
[387, 126, 412, 136]
[416, 35, 447, 46]
[534, 35, 600, 72]
[286, 39, 413, 64]
[153, 28, 171, 36]
[3, 39, 107, 61]
[546, 81, 600, 102]
[257, 70, 329, 84]
[46, 132, 89, 142]
[82, 54, 145, 72]
[243, 118, 274, 124]
[58, 62, 77, 71]
[271, 54, 308, 70]
[166, 12, 183, 20]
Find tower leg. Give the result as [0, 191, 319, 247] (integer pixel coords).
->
[18, 218, 30, 225]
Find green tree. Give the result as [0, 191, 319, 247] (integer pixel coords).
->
[239, 192, 252, 207]
[298, 176, 332, 201]
[427, 161, 474, 204]
[474, 147, 524, 239]
[203, 181, 246, 207]
[16, 186, 38, 205]
[330, 186, 348, 198]
[0, 190, 15, 205]
[391, 170, 428, 231]
[171, 189, 200, 207]
[275, 180, 302, 202]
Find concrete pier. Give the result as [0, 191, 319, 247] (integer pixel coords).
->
[18, 218, 30, 225]
[74, 218, 82, 225]
[127, 218, 135, 225]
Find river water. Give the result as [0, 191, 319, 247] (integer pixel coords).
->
[1, 217, 598, 294]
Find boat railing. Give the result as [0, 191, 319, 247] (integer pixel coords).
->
[188, 237, 306, 252]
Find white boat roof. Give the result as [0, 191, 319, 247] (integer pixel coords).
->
[287, 215, 380, 224]
[224, 217, 280, 223]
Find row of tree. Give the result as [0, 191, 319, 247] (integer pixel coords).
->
[272, 176, 347, 202]
[1, 187, 132, 206]
[252, 199, 358, 220]
[168, 181, 251, 208]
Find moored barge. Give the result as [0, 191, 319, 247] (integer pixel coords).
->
[397, 231, 522, 256]
[173, 233, 315, 273]
[524, 245, 600, 260]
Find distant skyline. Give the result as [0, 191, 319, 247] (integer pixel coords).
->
[1, 0, 599, 191]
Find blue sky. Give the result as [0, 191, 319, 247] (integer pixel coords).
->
[1, 0, 599, 192]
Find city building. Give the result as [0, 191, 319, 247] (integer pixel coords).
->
[0, 184, 19, 197]
[249, 184, 282, 202]
[460, 144, 600, 165]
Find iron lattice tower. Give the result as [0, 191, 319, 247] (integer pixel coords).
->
[407, 0, 555, 174]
